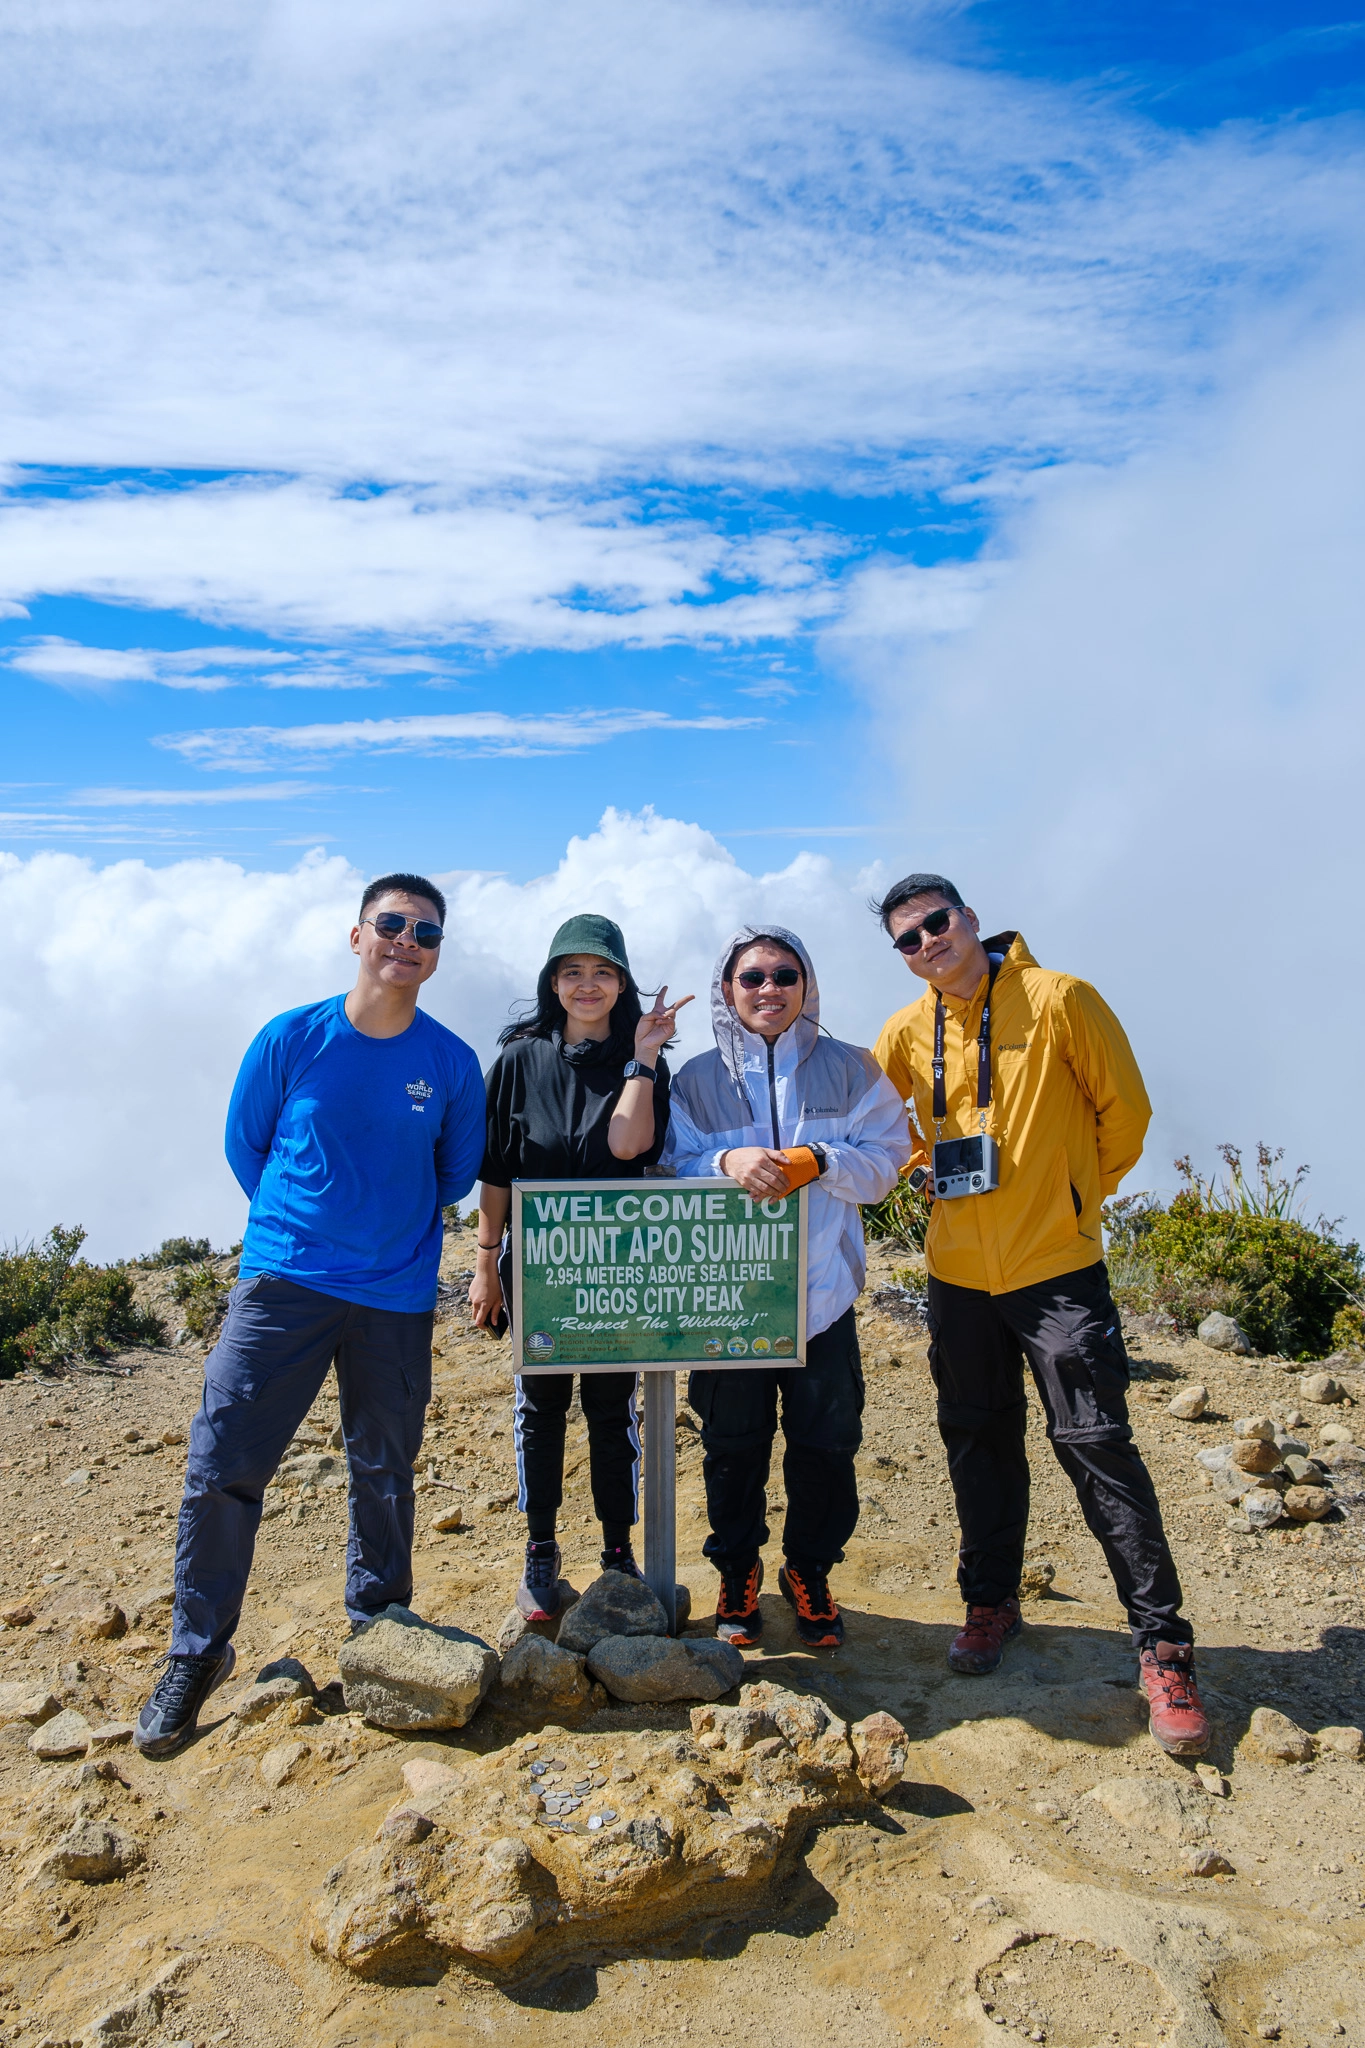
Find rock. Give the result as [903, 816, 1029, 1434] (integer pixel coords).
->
[28, 1708, 92, 1759]
[1087, 1778, 1206, 1842]
[494, 1584, 580, 1655]
[849, 1711, 909, 1796]
[1249, 1706, 1315, 1762]
[586, 1635, 743, 1703]
[63, 1467, 93, 1487]
[1319, 1441, 1365, 1472]
[1315, 1725, 1364, 1759]
[1241, 1488, 1286, 1530]
[1282, 1485, 1332, 1522]
[0, 1682, 60, 1727]
[380, 1807, 435, 1846]
[77, 1601, 127, 1640]
[497, 1635, 591, 1712]
[310, 1680, 873, 1981]
[1233, 1415, 1276, 1440]
[1198, 1312, 1252, 1354]
[1282, 1454, 1329, 1484]
[1185, 1846, 1235, 1876]
[1301, 1372, 1346, 1405]
[260, 1739, 310, 1788]
[278, 1451, 344, 1488]
[1231, 1438, 1282, 1474]
[0, 1602, 36, 1628]
[38, 1819, 143, 1881]
[1018, 1560, 1055, 1598]
[1317, 1422, 1355, 1446]
[556, 1573, 669, 1653]
[401, 1757, 461, 1803]
[232, 1658, 316, 1722]
[87, 1722, 135, 1750]
[1168, 1385, 1208, 1420]
[338, 1604, 497, 1729]
[429, 1505, 464, 1532]
[1194, 1762, 1228, 1796]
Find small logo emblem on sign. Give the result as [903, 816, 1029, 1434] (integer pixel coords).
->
[406, 1077, 434, 1101]
[526, 1331, 555, 1358]
[703, 1337, 724, 1357]
[773, 1335, 795, 1356]
[726, 1336, 748, 1356]
[751, 1336, 771, 1355]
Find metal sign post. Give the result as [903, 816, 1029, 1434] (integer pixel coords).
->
[642, 1370, 677, 1635]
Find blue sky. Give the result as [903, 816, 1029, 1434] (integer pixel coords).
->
[2, 1, 1364, 1250]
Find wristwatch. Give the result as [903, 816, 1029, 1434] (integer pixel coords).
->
[621, 1059, 655, 1081]
[809, 1143, 829, 1175]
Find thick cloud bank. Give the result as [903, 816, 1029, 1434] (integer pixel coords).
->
[0, 812, 908, 1260]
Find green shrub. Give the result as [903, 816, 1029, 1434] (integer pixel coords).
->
[1332, 1301, 1365, 1356]
[862, 1172, 932, 1252]
[1103, 1145, 1362, 1360]
[170, 1263, 230, 1339]
[0, 1225, 166, 1375]
[138, 1235, 217, 1268]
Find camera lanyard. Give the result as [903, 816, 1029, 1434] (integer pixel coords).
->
[932, 956, 1003, 1140]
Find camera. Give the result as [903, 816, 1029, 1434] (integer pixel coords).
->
[931, 1133, 999, 1200]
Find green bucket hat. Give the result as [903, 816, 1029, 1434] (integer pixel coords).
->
[545, 913, 631, 978]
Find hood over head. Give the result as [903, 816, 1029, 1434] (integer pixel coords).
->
[710, 924, 820, 1092]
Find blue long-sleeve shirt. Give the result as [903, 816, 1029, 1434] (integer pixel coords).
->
[227, 995, 485, 1311]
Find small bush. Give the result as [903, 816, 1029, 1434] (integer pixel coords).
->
[138, 1236, 217, 1269]
[1332, 1301, 1365, 1356]
[169, 1263, 230, 1339]
[862, 1172, 932, 1252]
[0, 1225, 165, 1375]
[1104, 1145, 1362, 1360]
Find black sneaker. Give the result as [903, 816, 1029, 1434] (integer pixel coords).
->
[134, 1645, 236, 1759]
[779, 1562, 844, 1647]
[600, 1544, 646, 1580]
[716, 1559, 763, 1647]
[516, 1540, 563, 1621]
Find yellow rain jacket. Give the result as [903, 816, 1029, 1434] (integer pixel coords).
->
[874, 932, 1151, 1296]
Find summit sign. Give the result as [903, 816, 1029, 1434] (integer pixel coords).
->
[510, 1178, 808, 1373]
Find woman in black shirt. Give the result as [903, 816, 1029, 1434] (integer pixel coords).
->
[470, 913, 692, 1621]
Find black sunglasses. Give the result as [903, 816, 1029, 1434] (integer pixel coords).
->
[892, 906, 954, 954]
[735, 966, 801, 989]
[364, 912, 445, 950]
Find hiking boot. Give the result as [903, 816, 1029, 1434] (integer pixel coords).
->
[600, 1544, 646, 1580]
[1138, 1640, 1210, 1757]
[516, 1539, 563, 1621]
[716, 1560, 764, 1646]
[779, 1561, 844, 1648]
[948, 1598, 1021, 1675]
[134, 1645, 236, 1759]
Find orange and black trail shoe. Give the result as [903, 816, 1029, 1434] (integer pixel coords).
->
[779, 1562, 844, 1647]
[715, 1560, 764, 1646]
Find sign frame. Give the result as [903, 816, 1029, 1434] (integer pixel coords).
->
[509, 1175, 808, 1374]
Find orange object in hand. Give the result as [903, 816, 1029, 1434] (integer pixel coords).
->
[778, 1146, 822, 1191]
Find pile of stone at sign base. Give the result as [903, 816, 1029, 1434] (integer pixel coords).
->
[1176, 1365, 1365, 1533]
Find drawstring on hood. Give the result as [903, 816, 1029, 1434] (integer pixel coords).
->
[711, 924, 820, 1115]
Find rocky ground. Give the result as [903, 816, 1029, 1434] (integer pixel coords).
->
[0, 1224, 1361, 2048]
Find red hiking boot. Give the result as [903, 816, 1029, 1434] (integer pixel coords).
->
[716, 1560, 764, 1647]
[778, 1562, 844, 1647]
[1138, 1641, 1210, 1756]
[948, 1598, 1021, 1675]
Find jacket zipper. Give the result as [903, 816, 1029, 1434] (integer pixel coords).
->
[767, 1043, 781, 1149]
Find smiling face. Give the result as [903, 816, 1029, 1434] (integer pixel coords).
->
[350, 888, 444, 994]
[724, 940, 806, 1043]
[551, 953, 624, 1040]
[886, 891, 985, 992]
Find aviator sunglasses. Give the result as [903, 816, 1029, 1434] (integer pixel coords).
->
[735, 966, 802, 989]
[362, 912, 445, 950]
[892, 905, 954, 954]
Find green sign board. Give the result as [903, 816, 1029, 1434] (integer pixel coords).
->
[510, 1177, 808, 1373]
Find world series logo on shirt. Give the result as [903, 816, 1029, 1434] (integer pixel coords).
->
[406, 1077, 434, 1109]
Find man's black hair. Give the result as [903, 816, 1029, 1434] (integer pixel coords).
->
[359, 872, 447, 926]
[873, 871, 964, 934]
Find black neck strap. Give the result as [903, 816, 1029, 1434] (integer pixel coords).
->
[933, 956, 1003, 1132]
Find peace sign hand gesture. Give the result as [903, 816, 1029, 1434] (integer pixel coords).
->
[634, 985, 694, 1064]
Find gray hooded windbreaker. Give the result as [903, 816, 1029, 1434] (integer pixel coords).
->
[660, 924, 912, 1338]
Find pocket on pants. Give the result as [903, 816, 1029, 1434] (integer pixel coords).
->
[203, 1275, 303, 1402]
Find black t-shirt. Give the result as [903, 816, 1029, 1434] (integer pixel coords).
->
[479, 1030, 671, 1187]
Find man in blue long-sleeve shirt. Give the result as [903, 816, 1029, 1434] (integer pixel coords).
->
[136, 873, 485, 1758]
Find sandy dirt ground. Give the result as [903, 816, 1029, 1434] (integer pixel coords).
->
[0, 1222, 1361, 2048]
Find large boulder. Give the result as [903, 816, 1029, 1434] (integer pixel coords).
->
[339, 1606, 497, 1730]
[496, 1635, 592, 1713]
[556, 1573, 669, 1653]
[586, 1635, 742, 1703]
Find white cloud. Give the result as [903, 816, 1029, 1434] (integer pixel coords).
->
[5, 638, 371, 692]
[833, 316, 1365, 1232]
[0, 811, 908, 1259]
[154, 708, 761, 771]
[71, 781, 333, 807]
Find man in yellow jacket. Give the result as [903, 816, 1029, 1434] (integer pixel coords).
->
[874, 871, 1207, 1758]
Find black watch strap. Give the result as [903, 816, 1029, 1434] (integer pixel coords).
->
[621, 1059, 655, 1081]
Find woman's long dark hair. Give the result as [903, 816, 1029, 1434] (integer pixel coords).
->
[498, 957, 645, 1053]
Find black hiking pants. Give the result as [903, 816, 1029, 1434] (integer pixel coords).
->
[928, 1261, 1191, 1649]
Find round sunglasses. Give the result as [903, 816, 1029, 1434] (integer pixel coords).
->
[362, 912, 445, 950]
[892, 906, 954, 954]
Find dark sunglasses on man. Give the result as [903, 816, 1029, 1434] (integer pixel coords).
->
[362, 912, 445, 950]
[892, 906, 954, 955]
[735, 966, 802, 989]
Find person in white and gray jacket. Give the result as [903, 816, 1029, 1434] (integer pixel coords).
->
[663, 924, 911, 1648]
